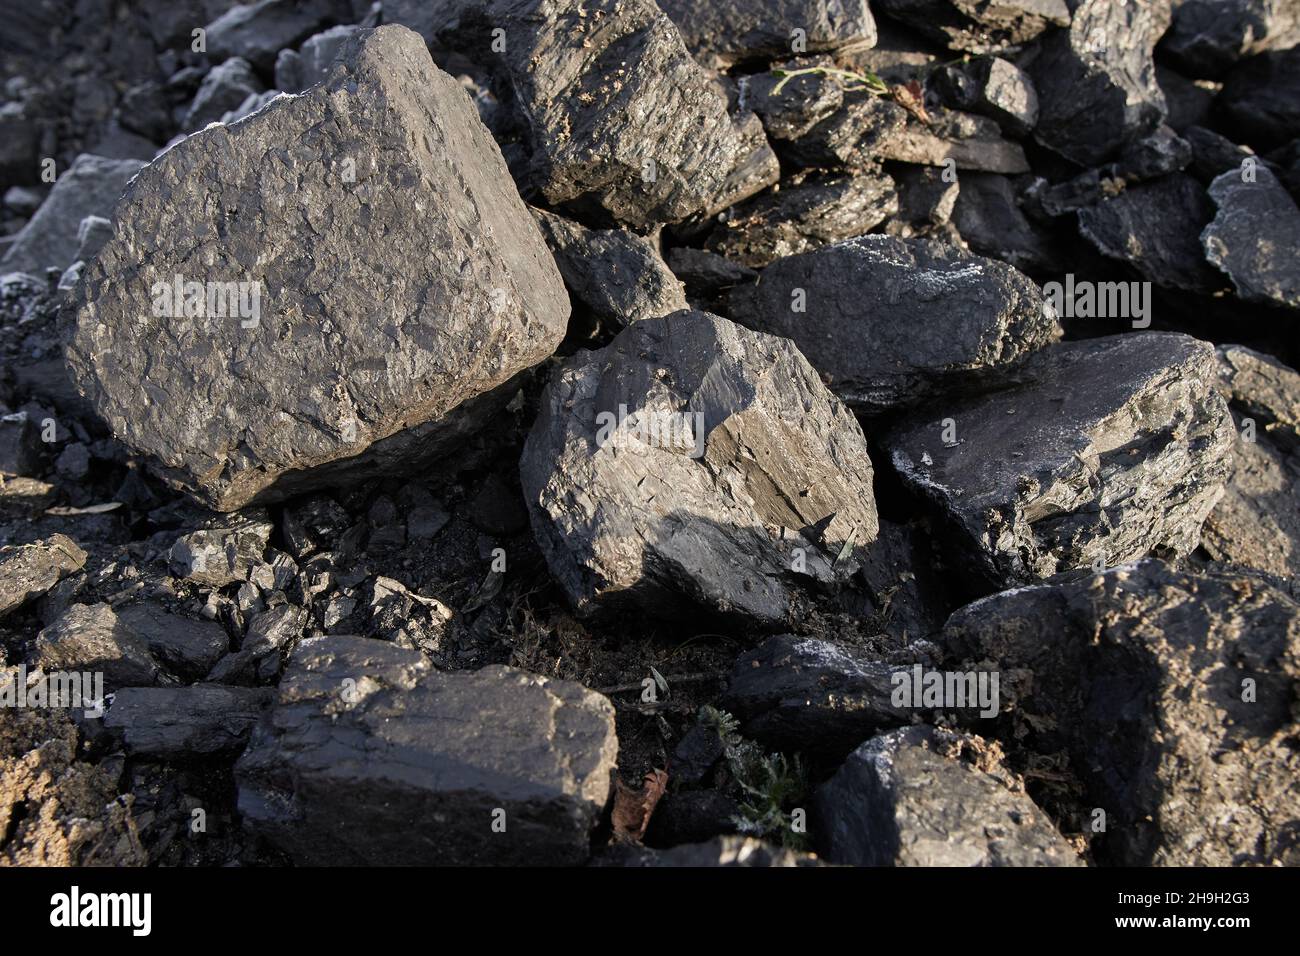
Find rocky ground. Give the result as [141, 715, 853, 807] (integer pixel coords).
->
[0, 0, 1297, 868]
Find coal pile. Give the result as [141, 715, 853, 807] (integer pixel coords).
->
[1, 0, 1298, 873]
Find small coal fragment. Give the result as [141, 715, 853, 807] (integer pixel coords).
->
[888, 334, 1234, 586]
[666, 247, 757, 301]
[872, 0, 1069, 54]
[206, 0, 350, 72]
[235, 635, 618, 865]
[169, 512, 273, 587]
[932, 55, 1038, 137]
[878, 107, 1030, 174]
[813, 725, 1081, 866]
[116, 602, 230, 682]
[1161, 0, 1300, 78]
[183, 58, 264, 130]
[0, 411, 41, 478]
[728, 235, 1059, 413]
[777, 92, 907, 171]
[657, 0, 878, 69]
[950, 172, 1061, 272]
[1201, 166, 1300, 308]
[274, 24, 361, 92]
[104, 684, 273, 758]
[0, 535, 87, 618]
[34, 603, 162, 691]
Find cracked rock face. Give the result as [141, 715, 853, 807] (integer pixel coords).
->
[1029, 0, 1172, 166]
[873, 0, 1069, 54]
[813, 726, 1081, 867]
[1201, 166, 1300, 309]
[942, 561, 1300, 866]
[66, 26, 568, 512]
[235, 635, 617, 865]
[657, 0, 878, 70]
[1161, 0, 1300, 77]
[0, 534, 87, 618]
[520, 310, 880, 627]
[729, 235, 1060, 414]
[888, 333, 1235, 587]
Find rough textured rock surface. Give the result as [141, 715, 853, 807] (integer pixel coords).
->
[105, 685, 273, 757]
[1161, 0, 1300, 77]
[932, 55, 1039, 137]
[943, 561, 1300, 865]
[0, 154, 143, 276]
[721, 634, 912, 760]
[878, 107, 1030, 173]
[813, 726, 1081, 866]
[728, 235, 1060, 413]
[888, 334, 1235, 586]
[657, 0, 878, 69]
[533, 208, 686, 328]
[1201, 166, 1300, 309]
[274, 24, 361, 92]
[235, 635, 618, 865]
[873, 0, 1069, 54]
[66, 26, 569, 512]
[169, 512, 273, 586]
[1201, 345, 1300, 578]
[0, 534, 87, 618]
[520, 311, 880, 627]
[206, 0, 350, 72]
[183, 57, 264, 130]
[115, 602, 230, 682]
[1029, 0, 1172, 166]
[1218, 47, 1300, 149]
[33, 603, 163, 691]
[486, 0, 763, 227]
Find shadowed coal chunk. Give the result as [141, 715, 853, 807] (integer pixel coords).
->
[721, 635, 912, 761]
[34, 603, 163, 691]
[1201, 166, 1300, 308]
[533, 208, 686, 328]
[873, 0, 1068, 54]
[932, 55, 1039, 136]
[888, 333, 1234, 586]
[116, 601, 229, 682]
[104, 684, 272, 757]
[950, 171, 1061, 272]
[520, 310, 880, 627]
[1219, 47, 1300, 150]
[1029, 0, 1171, 166]
[1161, 0, 1300, 79]
[813, 725, 1080, 866]
[729, 235, 1059, 414]
[1201, 345, 1300, 579]
[66, 26, 568, 512]
[486, 0, 766, 227]
[1077, 173, 1225, 294]
[235, 635, 617, 865]
[205, 0, 351, 72]
[657, 0, 877, 69]
[0, 534, 86, 618]
[942, 560, 1300, 865]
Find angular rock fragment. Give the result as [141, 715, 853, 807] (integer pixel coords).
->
[183, 57, 264, 130]
[206, 0, 350, 72]
[207, 603, 308, 685]
[701, 111, 782, 218]
[1219, 49, 1300, 148]
[1201, 166, 1300, 308]
[777, 92, 906, 171]
[33, 603, 162, 691]
[1029, 0, 1171, 166]
[67, 26, 568, 511]
[666, 247, 757, 301]
[741, 61, 845, 143]
[932, 55, 1039, 136]
[235, 635, 618, 865]
[657, 0, 878, 69]
[520, 311, 880, 626]
[873, 0, 1069, 54]
[274, 24, 361, 92]
[707, 170, 898, 268]
[942, 561, 1300, 865]
[115, 602, 229, 681]
[1077, 174, 1224, 294]
[813, 726, 1080, 866]
[950, 171, 1061, 272]
[0, 154, 144, 276]
[104, 684, 273, 758]
[1162, 0, 1300, 78]
[0, 535, 87, 618]
[169, 512, 273, 587]
[0, 411, 41, 477]
[888, 334, 1234, 586]
[486, 0, 764, 227]
[728, 235, 1059, 413]
[882, 165, 961, 239]
[533, 209, 686, 328]
[722, 635, 912, 760]
[1201, 345, 1300, 578]
[878, 107, 1029, 173]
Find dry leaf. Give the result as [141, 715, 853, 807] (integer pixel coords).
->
[891, 81, 932, 125]
[46, 501, 123, 515]
[610, 768, 668, 844]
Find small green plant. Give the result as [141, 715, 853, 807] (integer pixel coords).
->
[708, 710, 809, 849]
[697, 704, 740, 743]
[770, 65, 888, 97]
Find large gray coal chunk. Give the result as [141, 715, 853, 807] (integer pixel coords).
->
[0, 155, 144, 276]
[0, 535, 87, 618]
[206, 0, 351, 72]
[932, 55, 1039, 137]
[813, 726, 1080, 867]
[1162, 0, 1300, 78]
[728, 235, 1060, 414]
[776, 92, 907, 171]
[657, 0, 877, 69]
[235, 635, 617, 865]
[1201, 166, 1300, 309]
[873, 0, 1068, 54]
[1201, 345, 1300, 579]
[489, 0, 762, 228]
[942, 561, 1300, 865]
[722, 635, 913, 761]
[888, 334, 1235, 586]
[104, 684, 272, 758]
[533, 209, 686, 328]
[115, 602, 230, 682]
[951, 171, 1062, 273]
[67, 26, 569, 512]
[707, 170, 898, 268]
[878, 107, 1030, 173]
[1029, 0, 1171, 166]
[1218, 48, 1300, 150]
[33, 603, 162, 691]
[520, 311, 880, 627]
[1077, 174, 1225, 294]
[741, 60, 846, 143]
[183, 57, 264, 130]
